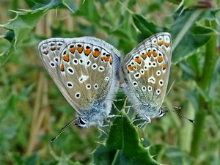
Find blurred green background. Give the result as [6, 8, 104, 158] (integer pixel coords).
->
[0, 0, 219, 164]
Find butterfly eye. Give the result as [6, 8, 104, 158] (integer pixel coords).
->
[79, 117, 86, 125]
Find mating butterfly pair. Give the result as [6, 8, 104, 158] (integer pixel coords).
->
[38, 32, 172, 129]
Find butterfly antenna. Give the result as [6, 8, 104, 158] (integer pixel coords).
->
[164, 108, 195, 124]
[166, 80, 175, 96]
[51, 118, 76, 142]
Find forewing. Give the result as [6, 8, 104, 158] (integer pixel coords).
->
[123, 32, 172, 108]
[38, 37, 120, 113]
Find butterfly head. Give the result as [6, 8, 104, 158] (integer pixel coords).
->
[158, 107, 166, 118]
[75, 116, 88, 128]
[75, 103, 109, 128]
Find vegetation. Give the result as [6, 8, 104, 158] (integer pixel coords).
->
[0, 0, 219, 164]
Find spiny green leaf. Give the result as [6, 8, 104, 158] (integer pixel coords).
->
[171, 25, 214, 63]
[93, 111, 159, 165]
[132, 13, 165, 38]
[76, 0, 101, 25]
[0, 0, 76, 66]
[170, 8, 219, 63]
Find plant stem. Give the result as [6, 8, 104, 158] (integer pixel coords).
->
[190, 20, 218, 158]
[111, 150, 120, 165]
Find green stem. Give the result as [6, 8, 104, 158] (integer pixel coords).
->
[190, 20, 218, 158]
[111, 150, 120, 165]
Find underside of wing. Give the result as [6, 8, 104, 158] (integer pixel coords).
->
[123, 32, 172, 108]
[38, 37, 120, 113]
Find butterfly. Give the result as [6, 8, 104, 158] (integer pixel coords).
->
[38, 37, 121, 131]
[122, 32, 172, 127]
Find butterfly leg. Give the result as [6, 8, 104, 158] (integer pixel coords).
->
[112, 102, 120, 112]
[144, 116, 151, 123]
[108, 114, 124, 119]
[124, 106, 132, 115]
[98, 127, 107, 135]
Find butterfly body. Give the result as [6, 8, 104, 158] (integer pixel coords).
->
[38, 37, 120, 128]
[122, 32, 172, 125]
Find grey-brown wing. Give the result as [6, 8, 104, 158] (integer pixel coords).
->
[123, 32, 172, 108]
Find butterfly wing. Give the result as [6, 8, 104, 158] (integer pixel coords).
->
[38, 37, 120, 114]
[123, 33, 172, 113]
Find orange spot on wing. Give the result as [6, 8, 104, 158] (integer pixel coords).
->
[152, 51, 157, 57]
[147, 52, 151, 57]
[105, 55, 111, 61]
[101, 56, 106, 61]
[141, 54, 147, 59]
[162, 63, 166, 70]
[158, 56, 163, 63]
[157, 41, 163, 46]
[60, 63, 64, 72]
[134, 57, 141, 64]
[127, 65, 133, 71]
[63, 54, 69, 62]
[109, 58, 113, 65]
[165, 43, 170, 47]
[69, 48, 75, 54]
[84, 49, 92, 56]
[77, 47, 83, 53]
[93, 50, 101, 58]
